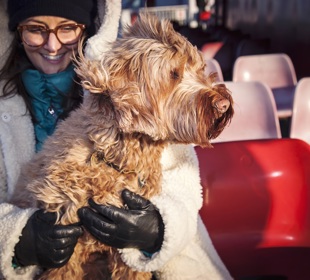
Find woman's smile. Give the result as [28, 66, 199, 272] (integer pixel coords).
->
[41, 53, 65, 61]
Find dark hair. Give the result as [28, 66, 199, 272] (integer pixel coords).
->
[0, 34, 83, 122]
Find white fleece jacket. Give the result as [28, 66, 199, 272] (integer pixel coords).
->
[0, 0, 232, 279]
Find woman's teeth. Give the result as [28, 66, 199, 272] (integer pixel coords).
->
[43, 54, 64, 60]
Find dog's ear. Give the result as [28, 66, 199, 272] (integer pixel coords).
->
[109, 81, 160, 136]
[76, 49, 153, 134]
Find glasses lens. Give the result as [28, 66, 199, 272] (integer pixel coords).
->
[56, 24, 84, 45]
[20, 24, 84, 47]
[22, 26, 47, 47]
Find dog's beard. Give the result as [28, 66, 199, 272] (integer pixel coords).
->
[154, 85, 233, 147]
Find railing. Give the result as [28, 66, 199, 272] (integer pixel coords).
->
[139, 5, 188, 25]
[121, 5, 190, 27]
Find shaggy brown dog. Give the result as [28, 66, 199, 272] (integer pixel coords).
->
[11, 14, 233, 280]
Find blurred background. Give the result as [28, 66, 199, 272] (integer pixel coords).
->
[121, 0, 310, 81]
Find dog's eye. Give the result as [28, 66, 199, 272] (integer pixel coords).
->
[170, 70, 179, 80]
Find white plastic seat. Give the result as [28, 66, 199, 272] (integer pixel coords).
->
[212, 81, 281, 143]
[233, 53, 297, 88]
[204, 58, 224, 82]
[232, 53, 297, 118]
[290, 77, 310, 144]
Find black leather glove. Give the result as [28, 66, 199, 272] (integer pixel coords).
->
[77, 189, 164, 254]
[14, 210, 83, 268]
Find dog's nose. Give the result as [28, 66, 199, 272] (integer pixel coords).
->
[215, 99, 230, 113]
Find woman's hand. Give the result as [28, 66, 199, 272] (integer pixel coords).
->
[14, 210, 83, 268]
[78, 189, 164, 254]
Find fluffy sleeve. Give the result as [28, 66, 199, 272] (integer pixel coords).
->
[119, 144, 203, 271]
[0, 203, 38, 280]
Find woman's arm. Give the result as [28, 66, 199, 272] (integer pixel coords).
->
[119, 144, 203, 271]
[0, 203, 38, 280]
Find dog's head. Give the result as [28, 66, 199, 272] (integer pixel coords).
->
[77, 13, 233, 147]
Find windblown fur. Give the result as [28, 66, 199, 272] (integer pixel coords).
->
[11, 14, 234, 280]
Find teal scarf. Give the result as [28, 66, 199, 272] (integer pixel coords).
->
[22, 65, 75, 152]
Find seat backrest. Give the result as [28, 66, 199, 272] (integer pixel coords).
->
[290, 77, 310, 144]
[212, 81, 281, 143]
[196, 138, 310, 279]
[232, 53, 297, 88]
[204, 58, 224, 82]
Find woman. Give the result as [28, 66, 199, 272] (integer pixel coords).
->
[0, 0, 232, 279]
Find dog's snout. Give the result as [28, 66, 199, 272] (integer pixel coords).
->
[215, 99, 230, 114]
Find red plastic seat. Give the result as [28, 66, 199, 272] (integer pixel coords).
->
[196, 138, 310, 280]
[201, 41, 224, 59]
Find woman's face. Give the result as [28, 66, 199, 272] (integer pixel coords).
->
[19, 16, 81, 74]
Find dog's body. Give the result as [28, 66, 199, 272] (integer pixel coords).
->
[11, 14, 233, 280]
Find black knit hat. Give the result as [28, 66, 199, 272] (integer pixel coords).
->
[7, 0, 96, 31]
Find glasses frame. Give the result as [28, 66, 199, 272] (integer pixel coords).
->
[17, 23, 86, 48]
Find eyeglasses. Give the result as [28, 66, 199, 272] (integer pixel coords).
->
[17, 23, 85, 47]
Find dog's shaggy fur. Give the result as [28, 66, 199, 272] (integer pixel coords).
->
[11, 14, 233, 280]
